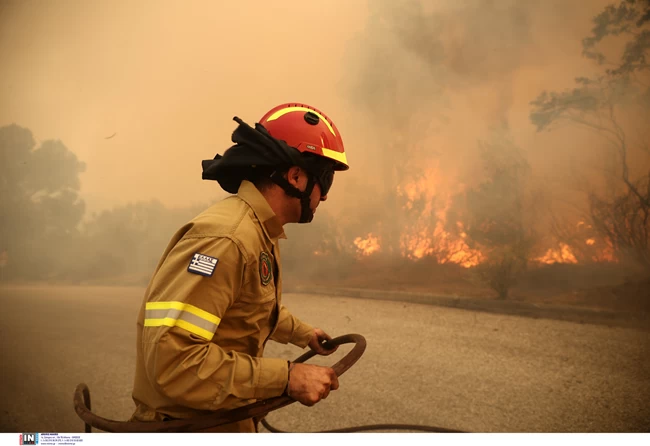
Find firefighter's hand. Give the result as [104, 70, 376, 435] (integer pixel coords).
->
[308, 328, 338, 356]
[287, 363, 339, 406]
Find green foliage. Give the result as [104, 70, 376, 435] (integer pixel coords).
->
[0, 124, 86, 280]
[530, 86, 601, 132]
[0, 124, 210, 283]
[582, 0, 650, 74]
[453, 129, 536, 299]
[531, 0, 649, 131]
[473, 250, 526, 300]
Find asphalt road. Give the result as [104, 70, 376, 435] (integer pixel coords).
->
[0, 284, 648, 433]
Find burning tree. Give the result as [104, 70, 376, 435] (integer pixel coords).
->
[530, 0, 650, 269]
[345, 0, 546, 267]
[345, 0, 448, 258]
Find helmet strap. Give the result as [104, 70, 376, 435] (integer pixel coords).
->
[270, 170, 316, 224]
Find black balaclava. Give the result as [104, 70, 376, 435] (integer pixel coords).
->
[202, 117, 323, 223]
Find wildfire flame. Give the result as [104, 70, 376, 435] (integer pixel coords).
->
[346, 166, 616, 267]
[534, 243, 578, 265]
[354, 233, 381, 257]
[349, 164, 484, 267]
[587, 237, 617, 263]
[434, 221, 485, 268]
[600, 240, 617, 262]
[397, 166, 484, 267]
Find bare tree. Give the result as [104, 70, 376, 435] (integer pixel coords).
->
[530, 0, 650, 269]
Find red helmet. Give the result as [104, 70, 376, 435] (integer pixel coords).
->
[258, 103, 349, 171]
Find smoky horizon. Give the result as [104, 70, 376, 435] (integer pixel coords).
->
[1, 0, 649, 302]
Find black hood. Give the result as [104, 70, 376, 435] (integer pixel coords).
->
[201, 117, 305, 193]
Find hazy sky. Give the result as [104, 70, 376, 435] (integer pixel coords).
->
[0, 0, 369, 212]
[0, 0, 617, 217]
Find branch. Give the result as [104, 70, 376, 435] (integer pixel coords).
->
[623, 177, 650, 207]
[607, 102, 650, 207]
[564, 111, 624, 149]
[607, 102, 629, 176]
[563, 108, 618, 137]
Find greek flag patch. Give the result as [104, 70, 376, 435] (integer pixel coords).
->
[187, 253, 218, 277]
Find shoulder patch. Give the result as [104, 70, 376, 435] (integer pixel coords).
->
[259, 251, 273, 286]
[188, 253, 218, 277]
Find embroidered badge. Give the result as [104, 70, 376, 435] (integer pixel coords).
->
[187, 253, 218, 277]
[259, 251, 273, 286]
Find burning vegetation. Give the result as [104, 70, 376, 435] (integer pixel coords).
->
[287, 0, 650, 301]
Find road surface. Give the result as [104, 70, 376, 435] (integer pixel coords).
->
[0, 284, 648, 433]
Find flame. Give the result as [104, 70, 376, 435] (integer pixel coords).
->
[395, 167, 483, 267]
[534, 243, 578, 265]
[435, 221, 485, 268]
[348, 162, 484, 267]
[354, 233, 381, 257]
[577, 221, 593, 229]
[587, 237, 618, 263]
[344, 164, 616, 268]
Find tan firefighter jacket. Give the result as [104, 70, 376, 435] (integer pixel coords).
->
[130, 180, 314, 430]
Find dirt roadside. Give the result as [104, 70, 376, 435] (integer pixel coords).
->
[284, 284, 650, 331]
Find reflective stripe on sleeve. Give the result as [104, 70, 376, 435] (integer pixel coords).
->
[144, 301, 221, 341]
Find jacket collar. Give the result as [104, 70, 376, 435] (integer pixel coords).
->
[237, 180, 286, 241]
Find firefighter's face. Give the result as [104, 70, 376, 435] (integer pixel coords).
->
[286, 166, 329, 219]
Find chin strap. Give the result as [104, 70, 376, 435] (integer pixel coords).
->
[270, 171, 316, 224]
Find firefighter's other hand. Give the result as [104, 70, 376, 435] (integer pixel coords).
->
[309, 328, 338, 356]
[287, 363, 339, 406]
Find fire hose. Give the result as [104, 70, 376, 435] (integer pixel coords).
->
[73, 333, 464, 433]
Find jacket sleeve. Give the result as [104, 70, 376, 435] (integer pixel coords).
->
[140, 236, 289, 411]
[270, 305, 314, 348]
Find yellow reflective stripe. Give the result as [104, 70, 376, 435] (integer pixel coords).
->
[144, 301, 221, 341]
[144, 317, 214, 341]
[145, 301, 221, 325]
[266, 106, 337, 137]
[322, 147, 348, 166]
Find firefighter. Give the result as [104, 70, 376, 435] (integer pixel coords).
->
[130, 103, 350, 432]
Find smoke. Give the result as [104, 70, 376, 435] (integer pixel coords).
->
[385, 0, 536, 122]
[348, 0, 543, 138]
[2, 0, 647, 289]
[339, 0, 543, 260]
[0, 0, 368, 212]
[341, 0, 618, 224]
[310, 0, 650, 289]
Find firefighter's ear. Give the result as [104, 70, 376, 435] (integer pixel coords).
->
[286, 166, 302, 187]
